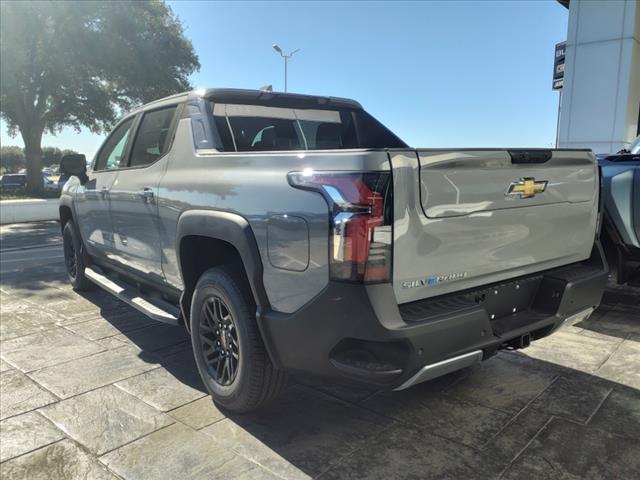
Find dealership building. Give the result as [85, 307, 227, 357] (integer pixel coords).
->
[557, 0, 639, 153]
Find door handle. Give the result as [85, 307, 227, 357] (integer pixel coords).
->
[139, 187, 154, 203]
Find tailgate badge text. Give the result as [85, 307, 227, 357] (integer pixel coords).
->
[402, 272, 468, 289]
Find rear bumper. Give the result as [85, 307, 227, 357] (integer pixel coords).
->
[258, 243, 608, 389]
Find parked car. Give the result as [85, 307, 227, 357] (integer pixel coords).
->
[0, 173, 27, 191]
[43, 175, 58, 191]
[59, 88, 607, 412]
[0, 173, 58, 192]
[598, 135, 640, 284]
[57, 173, 69, 191]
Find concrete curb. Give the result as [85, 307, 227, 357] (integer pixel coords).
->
[0, 199, 59, 225]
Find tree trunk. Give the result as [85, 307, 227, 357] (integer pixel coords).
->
[21, 127, 44, 196]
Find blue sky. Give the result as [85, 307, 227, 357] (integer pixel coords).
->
[1, 1, 568, 158]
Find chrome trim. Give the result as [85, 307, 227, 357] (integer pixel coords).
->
[85, 267, 180, 325]
[561, 307, 594, 329]
[323, 185, 346, 204]
[332, 212, 355, 261]
[394, 350, 483, 391]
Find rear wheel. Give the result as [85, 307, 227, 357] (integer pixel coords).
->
[190, 267, 286, 412]
[62, 221, 93, 291]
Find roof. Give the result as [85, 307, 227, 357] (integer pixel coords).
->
[127, 88, 363, 118]
[200, 88, 363, 110]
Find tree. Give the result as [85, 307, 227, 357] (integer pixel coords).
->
[0, 1, 200, 194]
[42, 147, 79, 168]
[0, 146, 25, 174]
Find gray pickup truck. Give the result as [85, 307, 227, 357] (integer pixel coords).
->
[59, 88, 607, 412]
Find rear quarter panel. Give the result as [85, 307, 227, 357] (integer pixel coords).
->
[157, 118, 390, 313]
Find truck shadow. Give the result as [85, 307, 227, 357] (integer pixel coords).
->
[214, 352, 640, 479]
[574, 281, 640, 342]
[84, 284, 639, 479]
[2, 252, 637, 479]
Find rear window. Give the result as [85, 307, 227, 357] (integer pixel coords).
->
[210, 102, 406, 152]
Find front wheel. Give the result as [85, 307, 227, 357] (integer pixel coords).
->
[190, 267, 287, 412]
[62, 220, 94, 291]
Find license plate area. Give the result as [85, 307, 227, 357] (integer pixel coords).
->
[471, 276, 543, 321]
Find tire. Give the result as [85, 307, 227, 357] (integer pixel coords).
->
[190, 267, 286, 413]
[62, 220, 94, 291]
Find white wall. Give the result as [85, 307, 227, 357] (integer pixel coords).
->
[558, 0, 639, 154]
[0, 199, 59, 225]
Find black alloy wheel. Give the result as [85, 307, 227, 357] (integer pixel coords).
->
[199, 295, 240, 386]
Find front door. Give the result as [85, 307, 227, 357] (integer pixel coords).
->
[75, 117, 135, 259]
[108, 105, 178, 282]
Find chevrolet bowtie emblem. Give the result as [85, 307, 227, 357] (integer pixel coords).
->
[506, 177, 548, 199]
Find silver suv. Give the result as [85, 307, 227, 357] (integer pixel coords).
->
[59, 89, 607, 412]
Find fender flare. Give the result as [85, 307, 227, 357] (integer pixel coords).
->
[58, 195, 74, 225]
[176, 209, 283, 369]
[59, 194, 93, 265]
[175, 209, 270, 310]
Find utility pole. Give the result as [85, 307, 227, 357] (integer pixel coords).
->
[272, 44, 300, 93]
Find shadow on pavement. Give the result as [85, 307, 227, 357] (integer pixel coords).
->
[215, 353, 640, 479]
[84, 278, 639, 479]
[1, 221, 638, 479]
[0, 221, 62, 250]
[78, 289, 206, 394]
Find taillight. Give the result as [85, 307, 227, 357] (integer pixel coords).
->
[288, 170, 392, 283]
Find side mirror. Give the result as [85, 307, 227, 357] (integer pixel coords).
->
[60, 154, 87, 180]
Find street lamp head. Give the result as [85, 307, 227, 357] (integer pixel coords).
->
[272, 44, 283, 54]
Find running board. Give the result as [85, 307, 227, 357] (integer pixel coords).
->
[84, 267, 180, 325]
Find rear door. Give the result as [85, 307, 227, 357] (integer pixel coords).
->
[390, 149, 599, 304]
[108, 105, 178, 280]
[76, 117, 135, 258]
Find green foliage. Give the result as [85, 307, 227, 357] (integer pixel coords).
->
[0, 0, 200, 192]
[1, 145, 79, 173]
[0, 190, 61, 201]
[0, 145, 24, 173]
[42, 147, 80, 167]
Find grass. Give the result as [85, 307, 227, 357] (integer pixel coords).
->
[0, 189, 61, 200]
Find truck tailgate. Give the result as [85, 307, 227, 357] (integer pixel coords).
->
[390, 149, 599, 304]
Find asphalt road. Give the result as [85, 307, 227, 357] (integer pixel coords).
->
[0, 221, 63, 274]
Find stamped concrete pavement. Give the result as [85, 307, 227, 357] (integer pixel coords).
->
[0, 222, 639, 479]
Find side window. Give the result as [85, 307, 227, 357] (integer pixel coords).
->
[94, 118, 134, 171]
[129, 106, 177, 167]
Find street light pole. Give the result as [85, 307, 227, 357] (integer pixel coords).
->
[272, 44, 300, 93]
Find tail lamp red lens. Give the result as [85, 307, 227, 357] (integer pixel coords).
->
[288, 170, 392, 283]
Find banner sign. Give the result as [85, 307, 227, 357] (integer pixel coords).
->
[553, 41, 566, 90]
